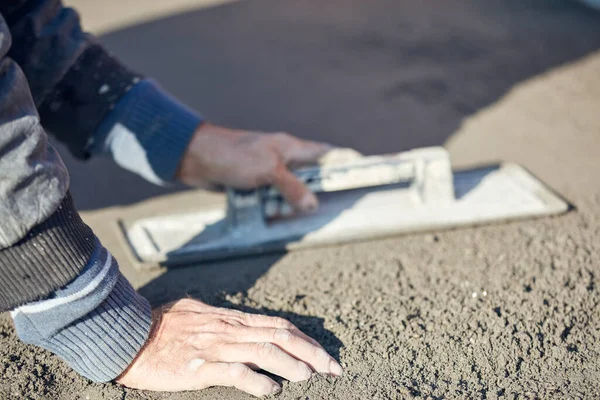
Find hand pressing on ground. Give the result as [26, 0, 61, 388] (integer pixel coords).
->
[116, 299, 343, 397]
[177, 123, 332, 213]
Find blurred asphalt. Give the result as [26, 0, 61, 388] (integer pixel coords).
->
[59, 0, 600, 211]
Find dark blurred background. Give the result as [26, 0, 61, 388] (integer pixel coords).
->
[59, 0, 600, 210]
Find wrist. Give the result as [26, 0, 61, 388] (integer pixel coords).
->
[176, 122, 245, 186]
[11, 244, 152, 382]
[91, 79, 203, 184]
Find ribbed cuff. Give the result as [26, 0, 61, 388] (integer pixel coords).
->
[42, 273, 151, 382]
[92, 79, 202, 182]
[12, 247, 152, 383]
[0, 193, 96, 312]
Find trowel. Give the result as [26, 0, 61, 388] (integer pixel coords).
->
[122, 147, 568, 268]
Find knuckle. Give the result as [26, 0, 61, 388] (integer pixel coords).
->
[228, 362, 250, 379]
[177, 298, 196, 306]
[267, 156, 283, 171]
[292, 362, 313, 382]
[239, 311, 257, 325]
[300, 362, 313, 378]
[312, 346, 329, 361]
[256, 134, 276, 149]
[173, 298, 200, 310]
[193, 332, 221, 348]
[256, 342, 279, 358]
[274, 132, 293, 141]
[273, 317, 295, 329]
[273, 328, 294, 344]
[228, 309, 246, 319]
[224, 315, 244, 327]
[260, 164, 282, 185]
[212, 319, 237, 332]
[255, 379, 275, 396]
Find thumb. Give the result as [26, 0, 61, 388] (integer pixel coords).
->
[271, 164, 318, 213]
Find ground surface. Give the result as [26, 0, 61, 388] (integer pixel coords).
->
[2, 1, 600, 399]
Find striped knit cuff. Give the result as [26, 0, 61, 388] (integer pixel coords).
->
[0, 193, 96, 312]
[11, 244, 152, 382]
[90, 79, 202, 184]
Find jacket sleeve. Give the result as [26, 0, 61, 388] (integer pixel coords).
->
[11, 241, 152, 382]
[0, 10, 96, 308]
[2, 0, 202, 183]
[0, 11, 152, 381]
[0, 0, 142, 159]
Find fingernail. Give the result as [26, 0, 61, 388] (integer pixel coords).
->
[300, 193, 318, 213]
[329, 359, 343, 377]
[271, 384, 282, 395]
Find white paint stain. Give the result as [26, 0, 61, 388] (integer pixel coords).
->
[188, 358, 206, 371]
[107, 123, 164, 185]
[98, 84, 110, 95]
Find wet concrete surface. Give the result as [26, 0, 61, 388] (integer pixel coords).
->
[2, 1, 600, 399]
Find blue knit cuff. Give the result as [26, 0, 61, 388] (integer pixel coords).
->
[11, 243, 152, 382]
[91, 79, 202, 183]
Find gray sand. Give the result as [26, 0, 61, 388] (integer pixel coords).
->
[2, 1, 600, 399]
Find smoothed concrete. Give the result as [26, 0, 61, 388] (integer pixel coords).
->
[2, 1, 600, 399]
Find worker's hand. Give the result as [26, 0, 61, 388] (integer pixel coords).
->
[177, 123, 332, 213]
[116, 299, 342, 397]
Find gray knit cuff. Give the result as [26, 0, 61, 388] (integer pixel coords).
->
[47, 273, 152, 381]
[12, 246, 152, 382]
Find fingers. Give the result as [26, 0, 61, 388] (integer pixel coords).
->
[271, 133, 332, 168]
[239, 313, 324, 348]
[267, 134, 364, 212]
[214, 307, 325, 351]
[117, 298, 342, 397]
[233, 327, 342, 376]
[270, 164, 318, 213]
[209, 342, 313, 382]
[285, 142, 333, 168]
[196, 362, 280, 398]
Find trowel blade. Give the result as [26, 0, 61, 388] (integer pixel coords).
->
[122, 160, 568, 269]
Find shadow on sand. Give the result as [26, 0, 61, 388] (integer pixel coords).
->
[138, 252, 344, 360]
[61, 0, 600, 210]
